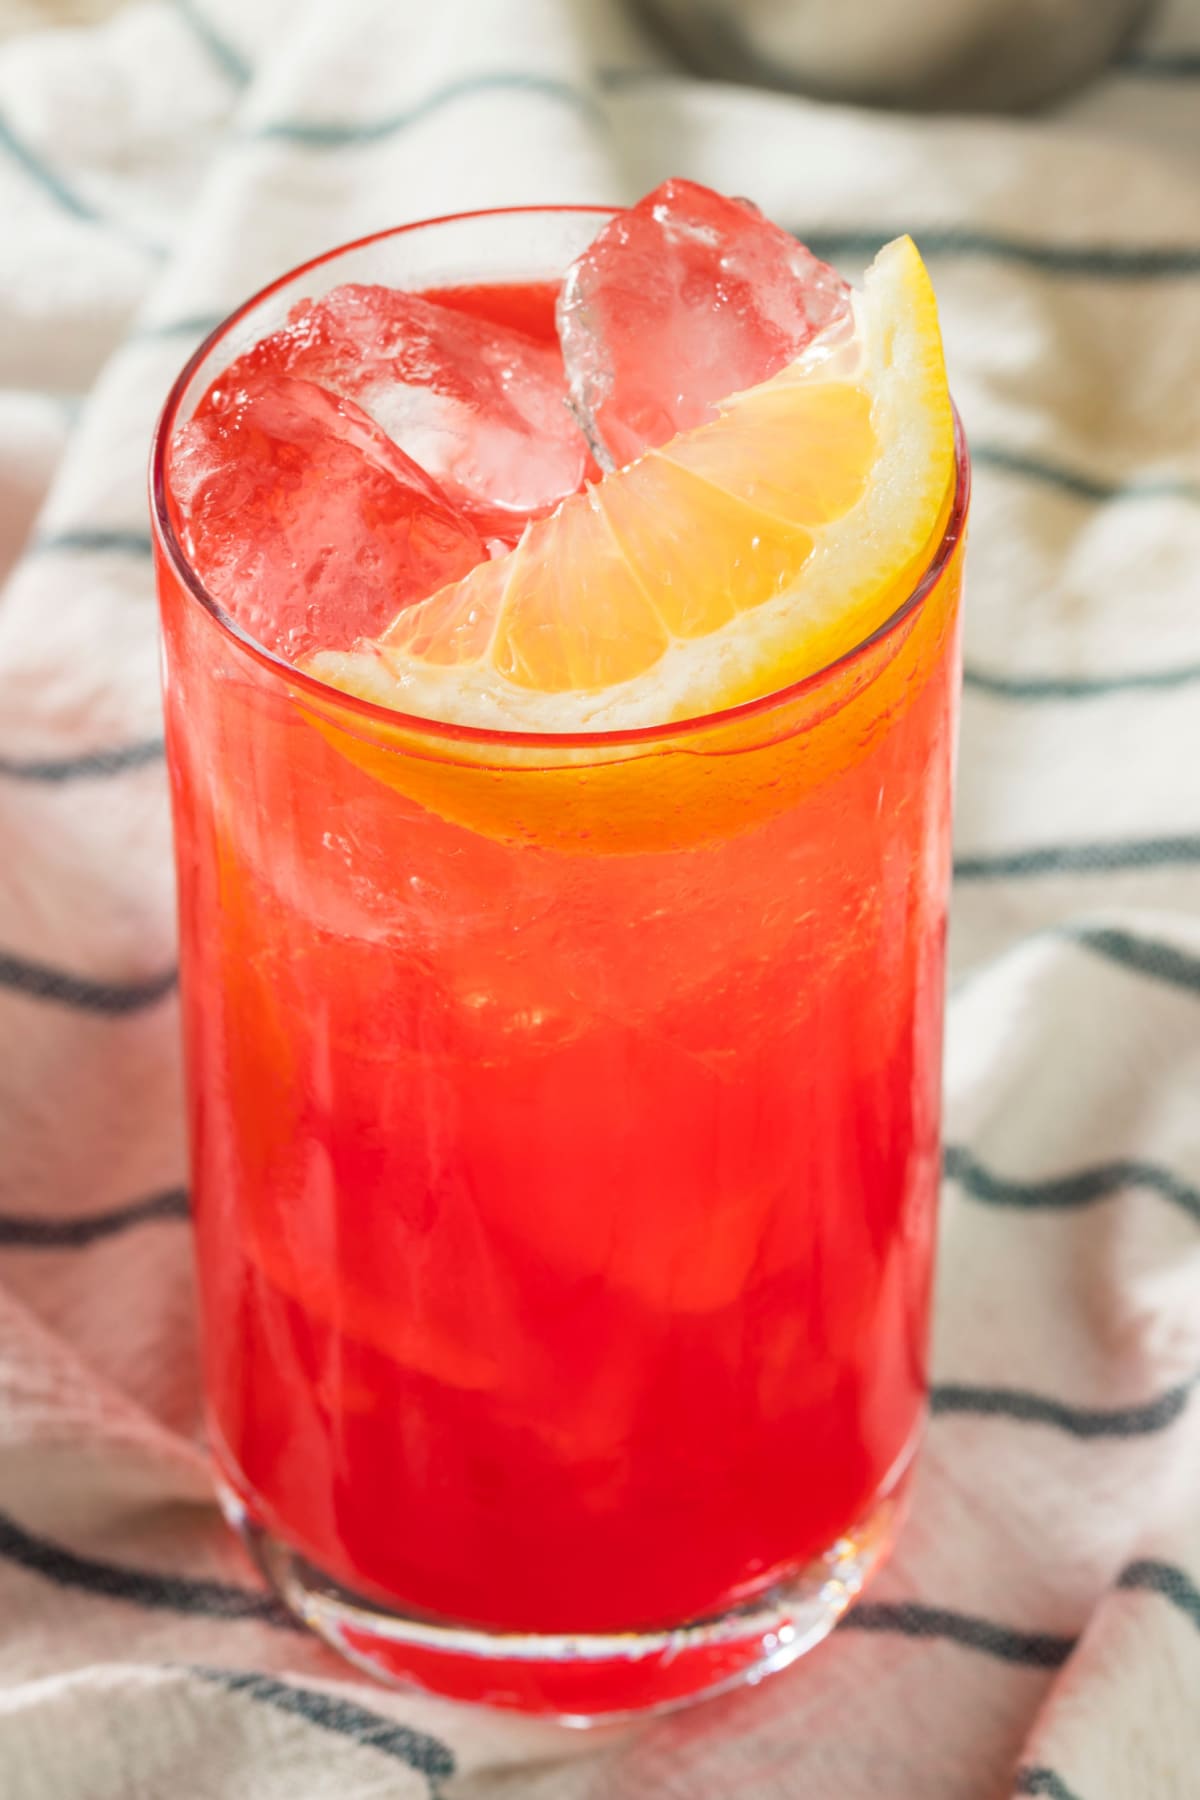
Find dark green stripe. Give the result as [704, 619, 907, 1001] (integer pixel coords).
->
[30, 528, 153, 558]
[1015, 1769, 1084, 1800]
[1117, 1560, 1200, 1632]
[0, 1509, 296, 1629]
[1064, 924, 1200, 997]
[972, 441, 1199, 507]
[800, 226, 1200, 279]
[954, 836, 1200, 879]
[0, 1187, 188, 1248]
[931, 1377, 1195, 1439]
[0, 951, 177, 1016]
[0, 114, 164, 255]
[943, 1143, 1200, 1226]
[963, 662, 1200, 699]
[170, 0, 251, 86]
[0, 114, 96, 221]
[135, 311, 227, 343]
[0, 738, 164, 781]
[1117, 49, 1200, 77]
[842, 1601, 1075, 1667]
[190, 1669, 454, 1791]
[254, 71, 607, 146]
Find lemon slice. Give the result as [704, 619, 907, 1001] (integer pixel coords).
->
[304, 235, 954, 733]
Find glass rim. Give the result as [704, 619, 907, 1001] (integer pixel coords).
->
[149, 202, 970, 754]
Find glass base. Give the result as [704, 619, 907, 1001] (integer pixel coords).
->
[216, 1449, 914, 1723]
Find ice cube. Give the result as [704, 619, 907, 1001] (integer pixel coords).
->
[169, 373, 486, 662]
[236, 285, 590, 542]
[557, 178, 851, 469]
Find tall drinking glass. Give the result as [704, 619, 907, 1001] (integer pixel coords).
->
[150, 207, 968, 1721]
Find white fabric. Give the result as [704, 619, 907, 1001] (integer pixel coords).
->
[2, 2, 1199, 1795]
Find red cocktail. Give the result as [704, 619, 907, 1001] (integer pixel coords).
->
[151, 197, 966, 1717]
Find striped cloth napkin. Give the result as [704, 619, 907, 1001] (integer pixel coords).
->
[2, 2, 1198, 1795]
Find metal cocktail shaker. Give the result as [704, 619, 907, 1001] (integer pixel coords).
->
[634, 0, 1156, 111]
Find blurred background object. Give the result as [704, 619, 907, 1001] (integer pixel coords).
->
[635, 0, 1159, 110]
[0, 0, 125, 45]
